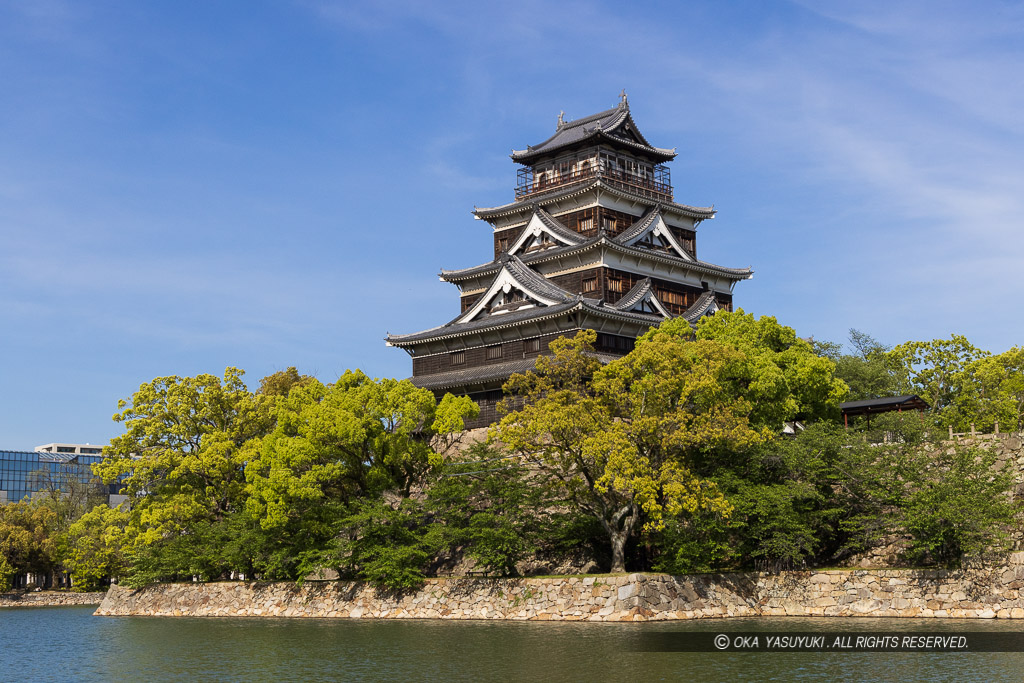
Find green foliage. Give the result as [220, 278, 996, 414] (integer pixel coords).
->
[97, 367, 270, 560]
[0, 502, 58, 591]
[59, 505, 129, 591]
[960, 348, 1024, 432]
[427, 445, 543, 576]
[334, 498, 434, 591]
[900, 445, 1014, 568]
[651, 511, 734, 575]
[496, 328, 746, 573]
[88, 324, 1020, 587]
[240, 372, 477, 586]
[693, 310, 849, 426]
[258, 366, 315, 397]
[888, 335, 988, 430]
[830, 329, 902, 401]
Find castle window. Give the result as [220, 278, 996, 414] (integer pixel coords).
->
[497, 237, 509, 253]
[486, 345, 502, 360]
[582, 278, 597, 293]
[660, 290, 686, 306]
[524, 338, 540, 354]
[608, 279, 623, 293]
[450, 351, 465, 366]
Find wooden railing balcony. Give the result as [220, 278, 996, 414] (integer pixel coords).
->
[515, 165, 673, 202]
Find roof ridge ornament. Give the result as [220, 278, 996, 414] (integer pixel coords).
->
[557, 110, 565, 129]
[619, 89, 628, 109]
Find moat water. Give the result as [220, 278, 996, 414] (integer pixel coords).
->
[5, 606, 1024, 681]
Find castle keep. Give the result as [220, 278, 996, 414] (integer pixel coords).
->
[387, 94, 752, 425]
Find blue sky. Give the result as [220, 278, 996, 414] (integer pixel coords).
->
[2, 1, 1022, 450]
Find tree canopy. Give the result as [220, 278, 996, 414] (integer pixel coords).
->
[4, 314, 1013, 591]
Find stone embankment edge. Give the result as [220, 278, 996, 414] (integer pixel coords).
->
[95, 556, 1024, 621]
[1, 591, 107, 608]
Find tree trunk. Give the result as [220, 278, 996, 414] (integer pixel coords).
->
[609, 531, 628, 573]
[603, 503, 639, 573]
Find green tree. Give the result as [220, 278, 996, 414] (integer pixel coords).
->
[495, 329, 753, 573]
[95, 367, 272, 583]
[0, 503, 58, 591]
[241, 371, 478, 585]
[58, 504, 129, 591]
[427, 444, 544, 577]
[888, 335, 989, 429]
[830, 329, 902, 401]
[258, 366, 315, 397]
[967, 347, 1024, 432]
[692, 310, 849, 426]
[900, 444, 1014, 567]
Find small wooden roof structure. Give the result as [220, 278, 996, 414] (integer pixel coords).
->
[840, 394, 930, 422]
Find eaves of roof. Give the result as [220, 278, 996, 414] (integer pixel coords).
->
[681, 290, 719, 323]
[386, 298, 663, 347]
[473, 178, 714, 221]
[409, 351, 625, 392]
[510, 107, 675, 164]
[441, 237, 752, 283]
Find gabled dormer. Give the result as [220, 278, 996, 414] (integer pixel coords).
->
[614, 208, 694, 261]
[609, 278, 672, 318]
[503, 208, 588, 259]
[456, 253, 576, 323]
[680, 290, 720, 323]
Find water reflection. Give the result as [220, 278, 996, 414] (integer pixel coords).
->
[3, 607, 1024, 682]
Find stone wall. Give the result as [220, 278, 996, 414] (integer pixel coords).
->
[1, 591, 106, 608]
[96, 553, 1024, 621]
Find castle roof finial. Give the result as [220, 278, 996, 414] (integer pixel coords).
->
[557, 110, 565, 128]
[619, 89, 628, 108]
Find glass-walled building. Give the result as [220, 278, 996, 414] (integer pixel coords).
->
[0, 450, 123, 505]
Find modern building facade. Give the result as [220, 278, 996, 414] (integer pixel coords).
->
[387, 94, 752, 425]
[0, 449, 122, 506]
[34, 442, 105, 456]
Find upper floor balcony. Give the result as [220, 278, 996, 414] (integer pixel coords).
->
[515, 161, 673, 202]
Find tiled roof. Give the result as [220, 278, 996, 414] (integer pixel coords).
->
[680, 290, 719, 323]
[441, 235, 603, 281]
[613, 208, 661, 244]
[411, 357, 544, 391]
[387, 298, 662, 347]
[388, 301, 581, 346]
[510, 102, 675, 164]
[410, 352, 625, 391]
[440, 235, 752, 283]
[499, 252, 576, 304]
[610, 278, 656, 311]
[840, 395, 930, 412]
[533, 207, 589, 247]
[473, 177, 714, 221]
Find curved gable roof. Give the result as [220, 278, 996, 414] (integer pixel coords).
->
[511, 99, 676, 164]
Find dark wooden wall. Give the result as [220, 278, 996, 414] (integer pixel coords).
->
[412, 331, 569, 377]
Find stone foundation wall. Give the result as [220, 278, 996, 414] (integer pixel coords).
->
[1, 591, 106, 608]
[96, 554, 1024, 621]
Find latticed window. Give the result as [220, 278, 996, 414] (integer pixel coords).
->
[582, 278, 597, 293]
[608, 279, 623, 293]
[450, 351, 465, 366]
[486, 345, 502, 360]
[659, 290, 685, 306]
[524, 338, 540, 354]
